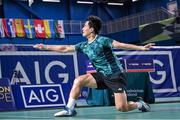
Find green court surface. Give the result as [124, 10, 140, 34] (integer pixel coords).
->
[0, 102, 180, 120]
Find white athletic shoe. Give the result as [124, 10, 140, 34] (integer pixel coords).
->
[54, 107, 77, 117]
[137, 97, 151, 112]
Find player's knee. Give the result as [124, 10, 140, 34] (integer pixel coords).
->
[73, 78, 81, 86]
[116, 105, 128, 112]
[73, 77, 84, 87]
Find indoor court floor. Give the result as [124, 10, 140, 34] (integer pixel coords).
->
[0, 102, 180, 120]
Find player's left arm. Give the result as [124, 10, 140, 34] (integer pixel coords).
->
[112, 40, 153, 51]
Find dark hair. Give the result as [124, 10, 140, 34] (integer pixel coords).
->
[87, 15, 102, 34]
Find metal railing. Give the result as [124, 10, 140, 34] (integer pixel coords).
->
[105, 7, 174, 34]
[63, 7, 175, 35]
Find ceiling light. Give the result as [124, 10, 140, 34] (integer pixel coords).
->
[132, 0, 138, 2]
[107, 2, 123, 6]
[77, 1, 94, 4]
[42, 0, 60, 2]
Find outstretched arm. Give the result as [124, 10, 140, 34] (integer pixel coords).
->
[112, 40, 153, 51]
[33, 44, 75, 53]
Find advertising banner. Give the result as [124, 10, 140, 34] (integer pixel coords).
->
[115, 47, 180, 98]
[0, 46, 180, 110]
[0, 78, 16, 111]
[0, 51, 79, 109]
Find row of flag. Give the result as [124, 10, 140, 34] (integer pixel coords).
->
[0, 18, 65, 39]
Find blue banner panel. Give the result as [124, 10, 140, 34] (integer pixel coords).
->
[0, 51, 78, 85]
[0, 78, 16, 111]
[115, 48, 180, 98]
[0, 51, 79, 109]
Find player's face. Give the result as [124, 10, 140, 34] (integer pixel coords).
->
[82, 21, 92, 37]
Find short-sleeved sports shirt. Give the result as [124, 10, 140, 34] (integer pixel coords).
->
[75, 35, 124, 76]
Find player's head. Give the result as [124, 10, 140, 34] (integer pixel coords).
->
[82, 15, 102, 37]
[87, 15, 102, 34]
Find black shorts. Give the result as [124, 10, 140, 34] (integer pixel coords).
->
[91, 72, 127, 93]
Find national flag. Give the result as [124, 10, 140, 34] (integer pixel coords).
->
[54, 20, 65, 38]
[0, 19, 5, 37]
[2, 18, 16, 37]
[13, 19, 26, 37]
[24, 19, 35, 38]
[34, 19, 46, 38]
[43, 19, 55, 38]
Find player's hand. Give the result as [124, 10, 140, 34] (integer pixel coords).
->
[33, 44, 46, 50]
[141, 43, 154, 51]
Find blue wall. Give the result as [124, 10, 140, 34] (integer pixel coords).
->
[108, 28, 139, 44]
[3, 0, 179, 20]
[0, 0, 179, 45]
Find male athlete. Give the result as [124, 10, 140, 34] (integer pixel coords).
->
[34, 15, 152, 117]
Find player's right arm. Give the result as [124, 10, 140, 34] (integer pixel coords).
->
[33, 44, 75, 53]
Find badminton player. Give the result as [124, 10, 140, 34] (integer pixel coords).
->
[34, 15, 152, 117]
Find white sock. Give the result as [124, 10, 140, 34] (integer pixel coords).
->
[136, 102, 142, 109]
[66, 97, 76, 110]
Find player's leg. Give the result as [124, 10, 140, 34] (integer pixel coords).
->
[114, 92, 150, 112]
[114, 92, 137, 112]
[54, 73, 97, 117]
[108, 72, 150, 112]
[69, 73, 97, 100]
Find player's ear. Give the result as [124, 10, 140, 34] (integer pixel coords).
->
[90, 28, 94, 33]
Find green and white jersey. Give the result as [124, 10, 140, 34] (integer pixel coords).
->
[75, 35, 124, 76]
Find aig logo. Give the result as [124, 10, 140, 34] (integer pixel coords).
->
[20, 84, 66, 108]
[0, 51, 79, 85]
